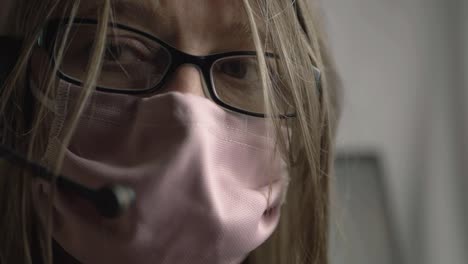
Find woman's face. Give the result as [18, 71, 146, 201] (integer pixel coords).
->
[29, 3, 288, 264]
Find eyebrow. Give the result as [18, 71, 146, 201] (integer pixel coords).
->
[111, 0, 163, 21]
[80, 0, 162, 22]
[227, 21, 255, 40]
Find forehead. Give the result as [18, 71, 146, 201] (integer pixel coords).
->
[77, 0, 263, 52]
[77, 0, 255, 33]
[89, 0, 246, 19]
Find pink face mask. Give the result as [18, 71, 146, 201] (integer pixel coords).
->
[35, 82, 290, 264]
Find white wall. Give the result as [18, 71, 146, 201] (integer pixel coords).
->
[461, 0, 468, 246]
[322, 0, 466, 263]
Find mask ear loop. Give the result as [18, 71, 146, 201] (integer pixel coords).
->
[27, 28, 70, 167]
[28, 79, 59, 114]
[26, 30, 60, 116]
[0, 36, 49, 146]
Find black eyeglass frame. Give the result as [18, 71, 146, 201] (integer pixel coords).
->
[37, 18, 321, 118]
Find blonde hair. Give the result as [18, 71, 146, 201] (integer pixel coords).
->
[0, 0, 341, 263]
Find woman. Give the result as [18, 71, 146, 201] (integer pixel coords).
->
[0, 0, 341, 263]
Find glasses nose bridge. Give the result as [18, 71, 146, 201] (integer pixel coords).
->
[167, 50, 212, 88]
[171, 51, 210, 75]
[162, 51, 212, 97]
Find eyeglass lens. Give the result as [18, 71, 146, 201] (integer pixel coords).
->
[54, 22, 294, 115]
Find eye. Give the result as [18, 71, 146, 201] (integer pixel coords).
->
[218, 58, 258, 80]
[103, 38, 152, 64]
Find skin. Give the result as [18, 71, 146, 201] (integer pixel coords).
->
[30, 0, 265, 262]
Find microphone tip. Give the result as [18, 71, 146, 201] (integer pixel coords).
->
[95, 185, 136, 218]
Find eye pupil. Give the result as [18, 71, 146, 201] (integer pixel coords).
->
[222, 60, 247, 79]
[104, 44, 122, 61]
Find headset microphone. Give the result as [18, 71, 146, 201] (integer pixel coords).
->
[0, 144, 135, 218]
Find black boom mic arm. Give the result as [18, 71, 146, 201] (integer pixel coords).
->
[0, 144, 135, 218]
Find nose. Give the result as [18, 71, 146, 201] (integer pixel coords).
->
[162, 64, 205, 97]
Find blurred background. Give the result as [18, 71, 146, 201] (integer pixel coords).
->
[0, 0, 466, 263]
[323, 0, 467, 264]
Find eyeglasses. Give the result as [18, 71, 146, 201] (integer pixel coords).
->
[38, 18, 321, 118]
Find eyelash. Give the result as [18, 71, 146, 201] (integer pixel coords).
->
[103, 36, 151, 62]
